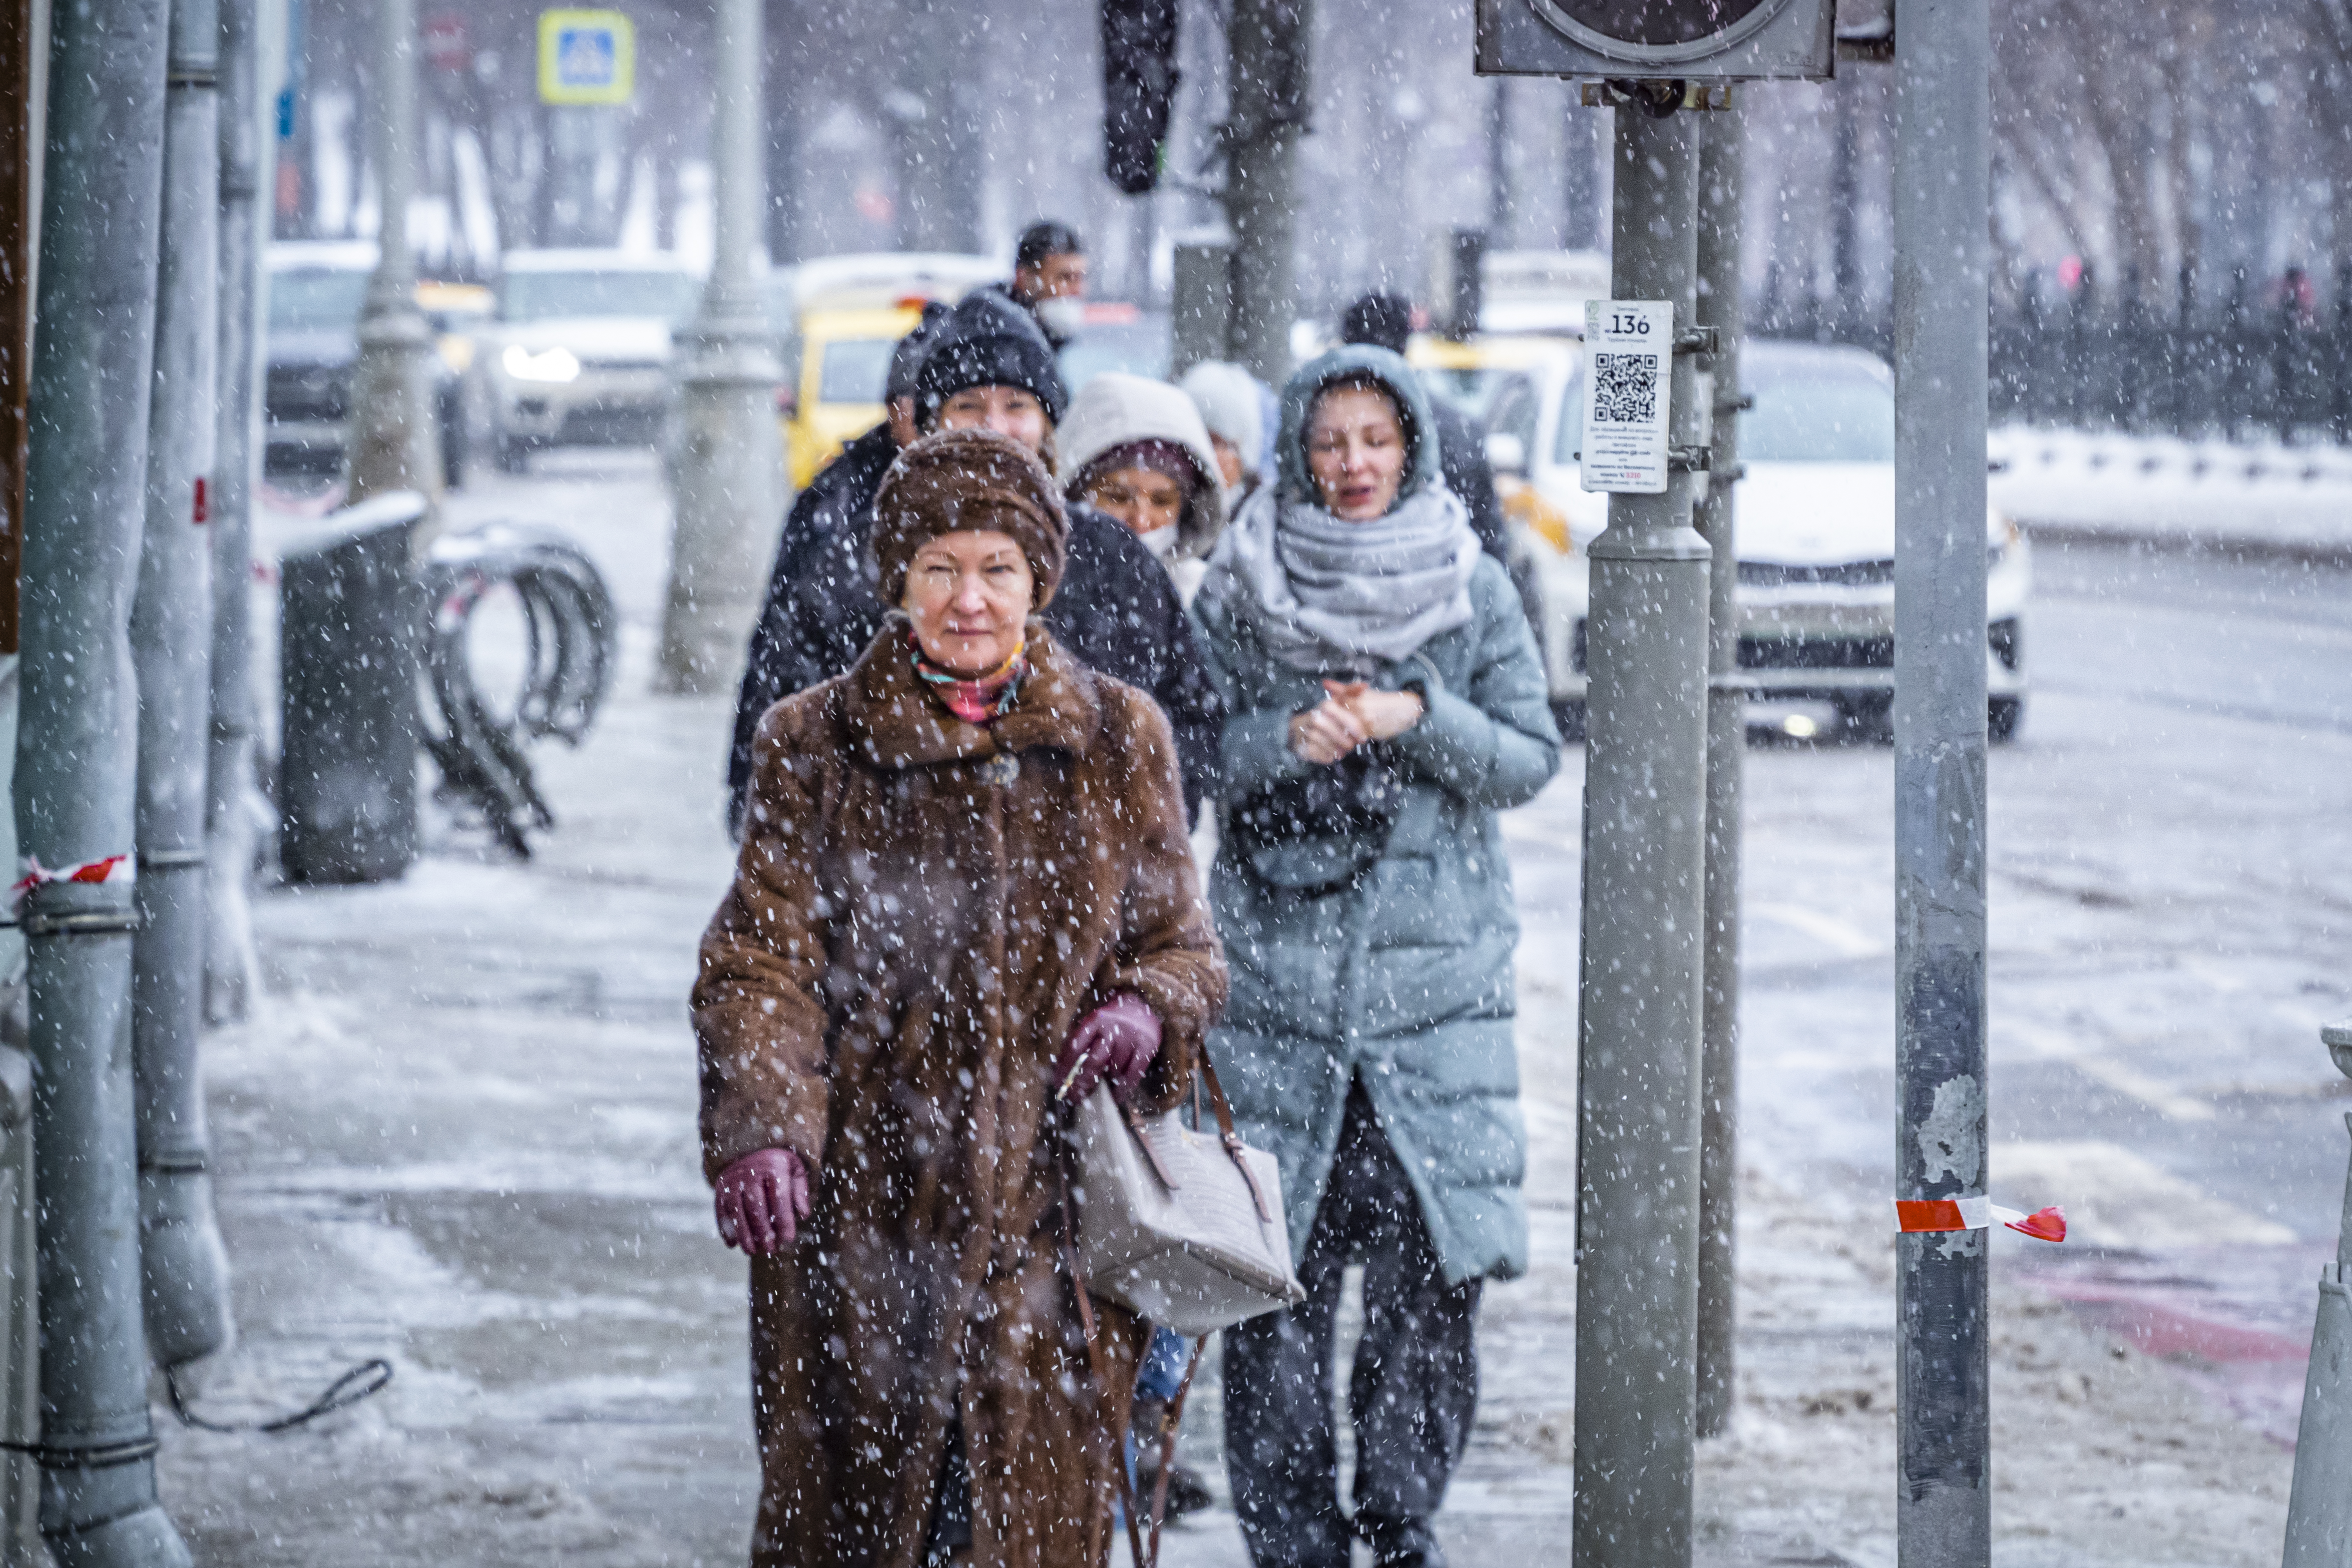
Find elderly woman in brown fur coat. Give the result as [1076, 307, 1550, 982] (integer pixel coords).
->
[695, 426, 1228, 1568]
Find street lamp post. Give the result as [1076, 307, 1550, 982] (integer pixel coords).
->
[1572, 94, 1713, 1568]
[18, 0, 194, 1557]
[656, 0, 784, 696]
[344, 0, 442, 514]
[1891, 0, 1994, 1559]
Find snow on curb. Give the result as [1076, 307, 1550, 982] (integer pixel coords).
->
[1992, 425, 2352, 563]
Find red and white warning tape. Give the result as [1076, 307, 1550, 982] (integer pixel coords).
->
[1895, 1196, 2067, 1243]
[11, 854, 135, 909]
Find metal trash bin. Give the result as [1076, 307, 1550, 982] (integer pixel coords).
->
[278, 492, 428, 885]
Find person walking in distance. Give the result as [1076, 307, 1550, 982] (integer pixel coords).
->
[1008, 219, 1089, 348]
[699, 428, 1228, 1566]
[1178, 359, 1271, 519]
[1191, 345, 1560, 1568]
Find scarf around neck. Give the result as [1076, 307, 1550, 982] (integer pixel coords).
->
[910, 633, 1029, 725]
[1200, 480, 1481, 674]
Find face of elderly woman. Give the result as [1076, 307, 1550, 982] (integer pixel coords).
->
[901, 530, 1035, 676]
[1305, 383, 1407, 521]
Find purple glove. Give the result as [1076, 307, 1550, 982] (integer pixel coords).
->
[1054, 993, 1163, 1106]
[714, 1148, 811, 1256]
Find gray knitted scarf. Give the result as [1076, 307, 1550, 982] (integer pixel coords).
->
[1203, 480, 1481, 674]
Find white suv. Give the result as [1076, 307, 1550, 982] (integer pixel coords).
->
[475, 250, 704, 470]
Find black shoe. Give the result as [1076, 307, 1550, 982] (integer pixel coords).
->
[1356, 1513, 1445, 1568]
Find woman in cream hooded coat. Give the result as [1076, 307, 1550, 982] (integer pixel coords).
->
[1057, 371, 1227, 605]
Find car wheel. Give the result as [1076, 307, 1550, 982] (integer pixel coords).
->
[495, 433, 530, 474]
[1552, 699, 1587, 745]
[1834, 693, 1894, 745]
[1989, 697, 2024, 744]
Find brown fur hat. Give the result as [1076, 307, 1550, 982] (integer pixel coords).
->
[872, 428, 1069, 611]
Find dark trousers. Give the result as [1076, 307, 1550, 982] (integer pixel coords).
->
[1222, 1083, 1482, 1568]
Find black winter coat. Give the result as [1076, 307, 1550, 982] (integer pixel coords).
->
[727, 421, 1224, 830]
[1429, 396, 1507, 566]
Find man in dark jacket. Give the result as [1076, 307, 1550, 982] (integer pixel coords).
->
[1339, 291, 1507, 566]
[727, 287, 1221, 832]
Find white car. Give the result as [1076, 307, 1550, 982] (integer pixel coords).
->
[474, 250, 704, 471]
[1429, 336, 2029, 741]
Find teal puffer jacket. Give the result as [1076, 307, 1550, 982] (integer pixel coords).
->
[1193, 553, 1560, 1286]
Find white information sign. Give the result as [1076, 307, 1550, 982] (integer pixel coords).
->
[1579, 300, 1673, 494]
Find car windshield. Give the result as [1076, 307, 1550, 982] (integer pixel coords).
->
[1420, 365, 1521, 424]
[1740, 358, 1896, 463]
[269, 269, 369, 332]
[819, 338, 894, 405]
[501, 270, 701, 325]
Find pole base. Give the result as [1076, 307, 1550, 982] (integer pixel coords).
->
[139, 1169, 235, 1371]
[43, 1496, 190, 1568]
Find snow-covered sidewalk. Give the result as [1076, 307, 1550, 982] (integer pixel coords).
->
[152, 452, 2295, 1565]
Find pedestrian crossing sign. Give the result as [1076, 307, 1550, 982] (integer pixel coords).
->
[538, 9, 636, 106]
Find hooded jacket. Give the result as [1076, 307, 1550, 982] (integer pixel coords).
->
[1055, 370, 1228, 569]
[1191, 343, 1561, 1287]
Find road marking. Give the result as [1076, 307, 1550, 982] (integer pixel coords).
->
[2000, 1018, 2218, 1122]
[1749, 900, 1884, 958]
[1992, 1140, 2295, 1248]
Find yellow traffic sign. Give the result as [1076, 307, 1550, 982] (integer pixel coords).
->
[538, 9, 635, 106]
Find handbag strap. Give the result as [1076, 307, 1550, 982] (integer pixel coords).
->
[1193, 1054, 1276, 1226]
[1143, 1336, 1208, 1566]
[1056, 1154, 1158, 1568]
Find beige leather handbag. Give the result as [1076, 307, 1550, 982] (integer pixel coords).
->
[1068, 1056, 1306, 1336]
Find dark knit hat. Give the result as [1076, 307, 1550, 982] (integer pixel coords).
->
[871, 428, 1070, 611]
[884, 301, 951, 404]
[913, 286, 1071, 425]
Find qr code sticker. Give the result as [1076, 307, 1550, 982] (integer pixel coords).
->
[1591, 352, 1659, 425]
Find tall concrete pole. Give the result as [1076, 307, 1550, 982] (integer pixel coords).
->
[133, 0, 235, 1377]
[1693, 109, 1746, 1443]
[1572, 96, 1711, 1568]
[655, 0, 784, 695]
[206, 0, 269, 1022]
[1223, 0, 1310, 384]
[18, 0, 194, 1560]
[1892, 0, 1993, 1561]
[344, 0, 442, 512]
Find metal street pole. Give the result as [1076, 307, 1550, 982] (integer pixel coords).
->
[1572, 92, 1711, 1568]
[344, 0, 442, 513]
[1693, 107, 1746, 1443]
[133, 0, 235, 1377]
[206, 0, 269, 1022]
[19, 0, 194, 1558]
[655, 0, 784, 695]
[1892, 0, 1993, 1560]
[1223, 0, 1310, 383]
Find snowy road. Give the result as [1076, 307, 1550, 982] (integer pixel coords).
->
[161, 454, 2343, 1564]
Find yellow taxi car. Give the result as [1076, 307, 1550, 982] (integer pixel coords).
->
[771, 253, 1002, 490]
[780, 302, 924, 490]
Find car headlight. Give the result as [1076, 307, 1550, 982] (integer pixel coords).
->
[502, 344, 580, 384]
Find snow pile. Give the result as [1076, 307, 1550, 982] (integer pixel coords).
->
[1992, 425, 2352, 560]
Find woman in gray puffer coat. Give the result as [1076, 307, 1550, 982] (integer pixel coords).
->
[1191, 346, 1559, 1568]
